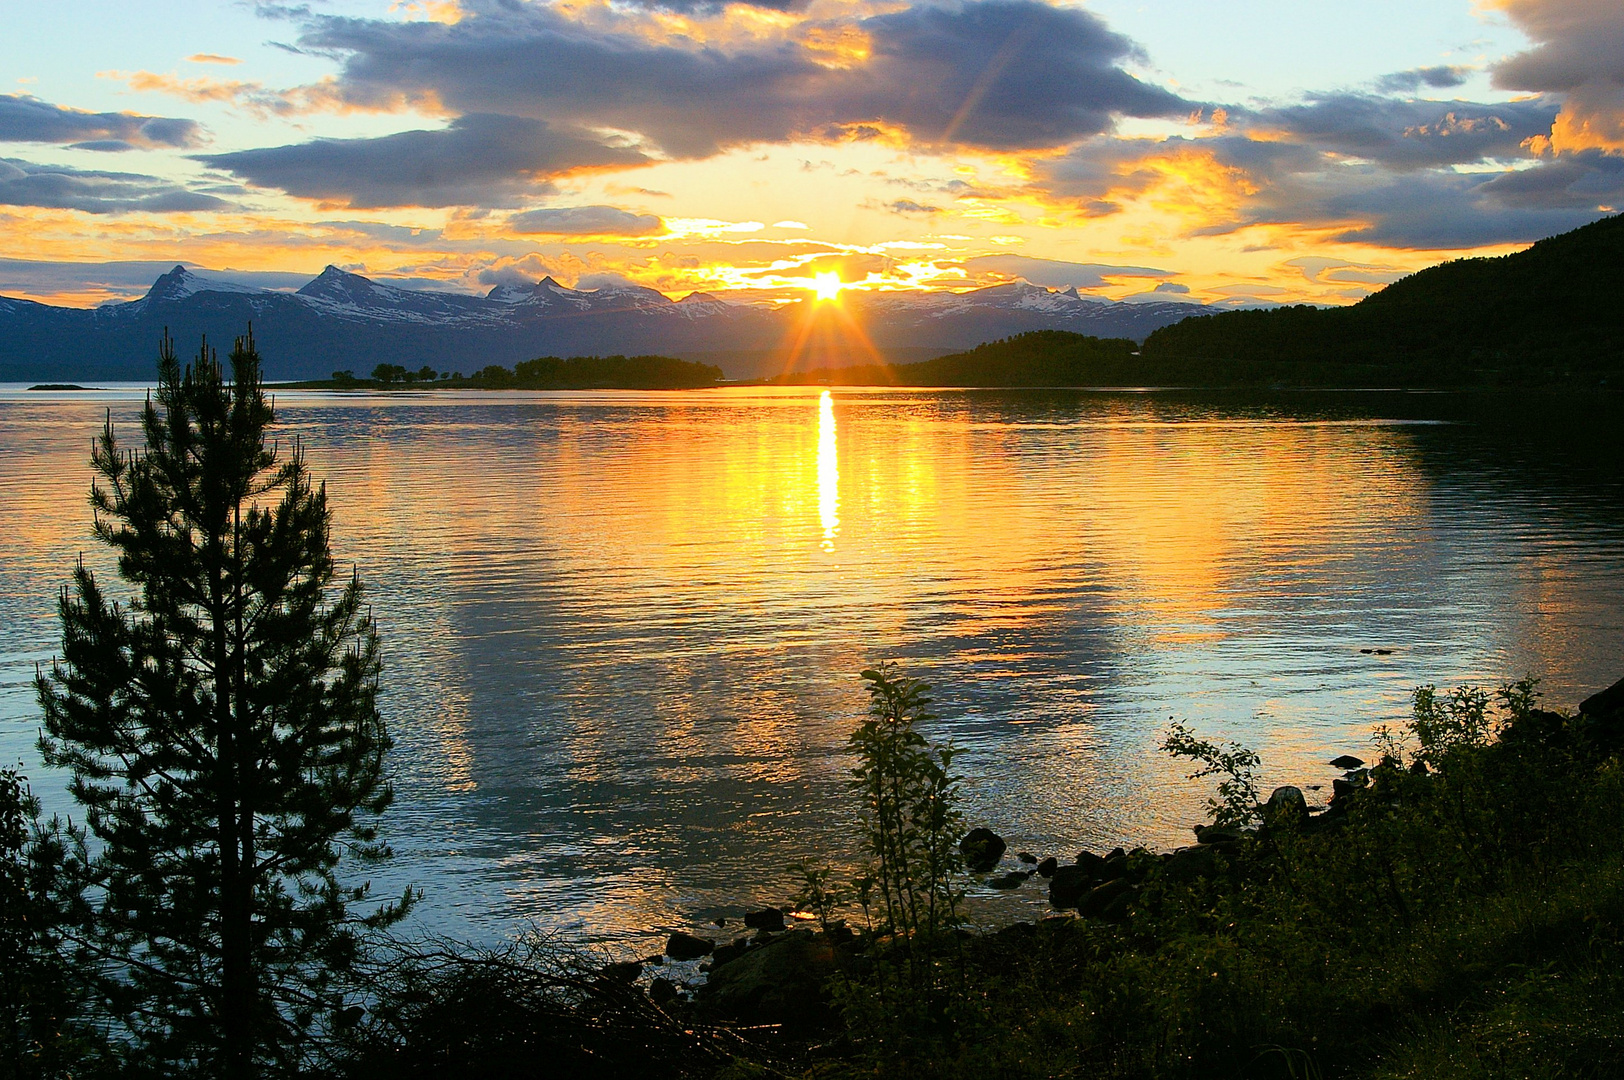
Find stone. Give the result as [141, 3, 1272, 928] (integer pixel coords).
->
[1194, 824, 1242, 845]
[648, 977, 679, 1007]
[602, 960, 642, 984]
[1048, 864, 1095, 909]
[960, 827, 1007, 872]
[1329, 754, 1365, 769]
[1017, 851, 1038, 864]
[1263, 785, 1309, 827]
[664, 931, 714, 961]
[1580, 675, 1624, 719]
[699, 930, 844, 1034]
[1079, 878, 1134, 919]
[1036, 856, 1059, 878]
[1162, 843, 1220, 883]
[989, 870, 1030, 890]
[710, 937, 753, 970]
[1075, 850, 1108, 875]
[743, 906, 786, 932]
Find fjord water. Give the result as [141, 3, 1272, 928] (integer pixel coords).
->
[3, 385, 1622, 945]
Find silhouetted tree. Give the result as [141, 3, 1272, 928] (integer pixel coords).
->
[38, 329, 412, 1079]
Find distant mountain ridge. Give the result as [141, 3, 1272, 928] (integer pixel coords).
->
[1142, 212, 1624, 384]
[0, 264, 1204, 382]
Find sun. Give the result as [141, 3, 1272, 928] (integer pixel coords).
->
[811, 272, 845, 302]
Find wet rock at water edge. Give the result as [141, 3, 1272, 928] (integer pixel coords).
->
[989, 870, 1031, 890]
[1194, 824, 1242, 845]
[602, 960, 642, 984]
[1075, 850, 1108, 876]
[1036, 856, 1059, 878]
[1079, 878, 1135, 920]
[1048, 864, 1095, 909]
[1017, 851, 1037, 864]
[710, 937, 753, 970]
[1264, 785, 1309, 828]
[700, 930, 848, 1035]
[1329, 754, 1365, 770]
[1163, 844, 1220, 883]
[665, 931, 714, 961]
[960, 827, 1007, 872]
[648, 978, 680, 1007]
[743, 906, 786, 932]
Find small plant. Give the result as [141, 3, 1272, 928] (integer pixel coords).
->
[1163, 721, 1263, 829]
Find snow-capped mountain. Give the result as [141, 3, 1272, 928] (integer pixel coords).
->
[0, 265, 1207, 382]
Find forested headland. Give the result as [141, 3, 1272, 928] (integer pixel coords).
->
[294, 353, 725, 391]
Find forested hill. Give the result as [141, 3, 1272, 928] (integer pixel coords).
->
[770, 331, 1142, 386]
[1141, 213, 1624, 385]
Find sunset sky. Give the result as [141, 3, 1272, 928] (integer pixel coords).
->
[2, 0, 1620, 308]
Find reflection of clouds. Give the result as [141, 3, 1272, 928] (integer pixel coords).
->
[4, 389, 1624, 945]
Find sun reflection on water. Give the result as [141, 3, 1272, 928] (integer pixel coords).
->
[817, 390, 840, 549]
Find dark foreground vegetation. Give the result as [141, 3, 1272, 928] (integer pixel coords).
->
[305, 353, 725, 391]
[6, 330, 1623, 1079]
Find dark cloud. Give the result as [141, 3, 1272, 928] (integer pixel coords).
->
[1153, 281, 1189, 293]
[887, 199, 943, 214]
[508, 205, 663, 235]
[1254, 94, 1558, 170]
[1492, 0, 1624, 153]
[1325, 171, 1610, 248]
[298, 0, 1188, 159]
[0, 158, 233, 214]
[1374, 66, 1470, 93]
[0, 94, 202, 150]
[961, 253, 1171, 288]
[196, 114, 647, 208]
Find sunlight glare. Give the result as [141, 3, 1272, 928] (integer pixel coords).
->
[817, 390, 840, 549]
[812, 272, 845, 302]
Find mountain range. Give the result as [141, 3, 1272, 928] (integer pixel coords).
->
[0, 265, 1204, 382]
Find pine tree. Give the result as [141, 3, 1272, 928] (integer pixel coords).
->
[37, 329, 412, 1078]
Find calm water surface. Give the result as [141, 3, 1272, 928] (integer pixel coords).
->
[3, 385, 1622, 948]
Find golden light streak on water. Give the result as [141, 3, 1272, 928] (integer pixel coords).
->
[817, 390, 840, 549]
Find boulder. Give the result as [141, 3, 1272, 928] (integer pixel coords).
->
[602, 960, 642, 984]
[1329, 754, 1365, 770]
[989, 870, 1031, 890]
[1075, 850, 1108, 875]
[1579, 675, 1624, 719]
[743, 906, 786, 932]
[1048, 864, 1095, 909]
[710, 937, 753, 970]
[1016, 851, 1038, 864]
[1162, 843, 1220, 883]
[960, 827, 1007, 872]
[1194, 824, 1242, 845]
[664, 931, 714, 961]
[1079, 878, 1135, 919]
[648, 978, 679, 1007]
[1036, 856, 1059, 878]
[1263, 785, 1309, 828]
[700, 930, 844, 1034]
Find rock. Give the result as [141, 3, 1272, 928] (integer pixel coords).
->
[1106, 846, 1126, 861]
[1100, 852, 1130, 879]
[960, 827, 1007, 872]
[710, 937, 753, 970]
[712, 916, 727, 927]
[1162, 844, 1220, 883]
[700, 930, 844, 1034]
[1329, 754, 1365, 769]
[1331, 777, 1365, 804]
[1036, 856, 1059, 878]
[602, 960, 642, 984]
[664, 931, 714, 961]
[1194, 824, 1242, 845]
[1048, 864, 1095, 909]
[1263, 785, 1309, 828]
[1580, 675, 1624, 719]
[1075, 850, 1108, 875]
[648, 977, 679, 1007]
[988, 870, 1031, 890]
[743, 906, 786, 932]
[1017, 851, 1037, 864]
[1079, 878, 1134, 919]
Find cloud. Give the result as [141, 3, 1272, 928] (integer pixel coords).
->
[961, 253, 1172, 288]
[0, 94, 202, 150]
[1374, 66, 1471, 93]
[196, 114, 648, 208]
[1492, 0, 1624, 154]
[296, 0, 1189, 158]
[1253, 93, 1558, 170]
[1153, 281, 1189, 293]
[886, 199, 943, 214]
[508, 205, 663, 235]
[0, 158, 233, 214]
[0, 259, 308, 302]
